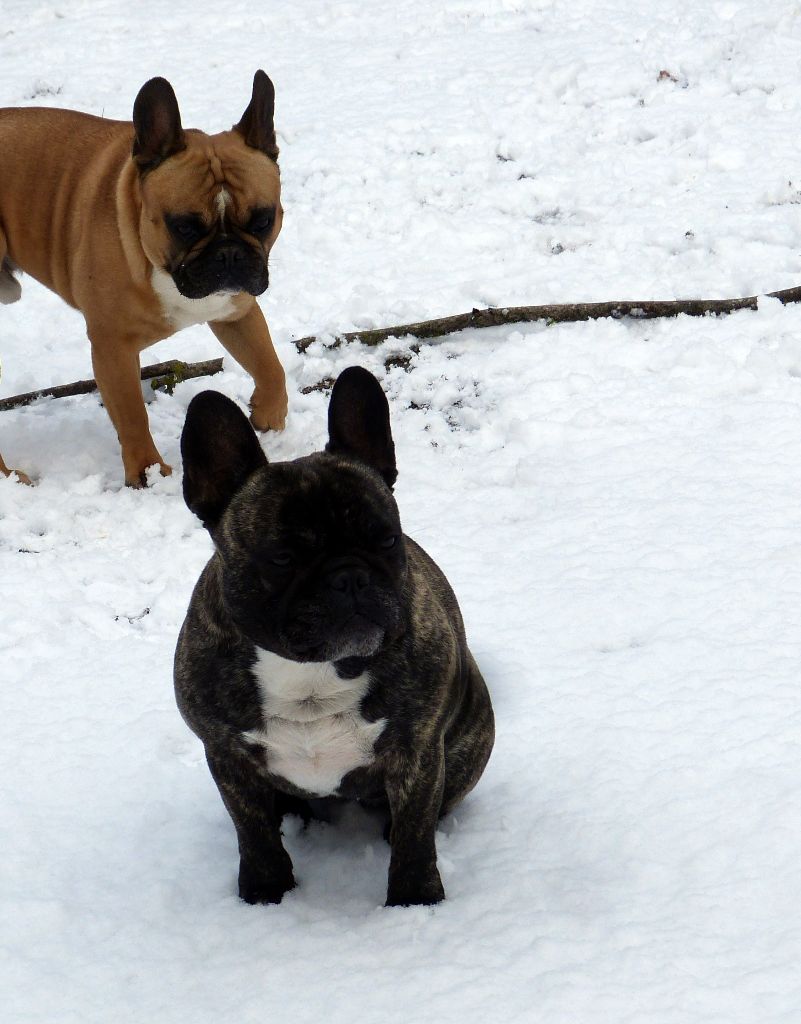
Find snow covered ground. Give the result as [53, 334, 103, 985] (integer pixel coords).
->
[2, 1, 801, 1021]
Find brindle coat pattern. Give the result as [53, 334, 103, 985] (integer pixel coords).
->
[174, 368, 494, 906]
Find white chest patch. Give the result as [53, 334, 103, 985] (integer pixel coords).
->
[150, 268, 238, 330]
[243, 648, 386, 797]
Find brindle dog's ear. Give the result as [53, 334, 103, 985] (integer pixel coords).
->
[234, 70, 279, 161]
[326, 367, 397, 489]
[132, 77, 186, 173]
[181, 391, 268, 531]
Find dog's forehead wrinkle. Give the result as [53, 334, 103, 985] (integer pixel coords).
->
[224, 457, 399, 556]
[176, 143, 254, 220]
[305, 459, 400, 530]
[185, 138, 225, 183]
[217, 151, 281, 203]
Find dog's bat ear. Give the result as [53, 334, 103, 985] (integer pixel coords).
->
[326, 367, 397, 490]
[181, 391, 268, 531]
[234, 70, 279, 161]
[132, 77, 186, 173]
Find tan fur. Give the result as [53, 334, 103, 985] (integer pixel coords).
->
[0, 98, 286, 486]
[0, 450, 32, 485]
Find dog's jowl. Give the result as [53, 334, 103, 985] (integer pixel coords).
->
[174, 367, 495, 907]
[0, 71, 286, 485]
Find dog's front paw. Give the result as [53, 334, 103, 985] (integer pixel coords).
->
[0, 452, 32, 485]
[238, 854, 296, 905]
[1, 466, 33, 486]
[124, 457, 173, 488]
[385, 865, 445, 908]
[249, 386, 287, 432]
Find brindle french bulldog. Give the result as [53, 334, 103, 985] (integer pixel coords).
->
[174, 367, 494, 906]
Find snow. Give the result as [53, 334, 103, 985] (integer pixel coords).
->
[2, 2, 801, 1021]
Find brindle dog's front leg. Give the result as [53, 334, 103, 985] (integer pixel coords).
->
[206, 750, 295, 905]
[384, 740, 447, 907]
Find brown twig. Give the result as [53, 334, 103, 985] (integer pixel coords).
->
[3, 285, 801, 411]
[291, 285, 801, 353]
[0, 358, 223, 412]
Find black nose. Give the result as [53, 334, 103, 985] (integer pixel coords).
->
[214, 243, 244, 270]
[328, 566, 369, 594]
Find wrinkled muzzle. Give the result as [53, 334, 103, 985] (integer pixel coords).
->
[279, 560, 404, 663]
[173, 238, 269, 298]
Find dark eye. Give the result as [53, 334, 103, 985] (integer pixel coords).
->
[247, 208, 274, 236]
[379, 535, 398, 550]
[166, 214, 206, 243]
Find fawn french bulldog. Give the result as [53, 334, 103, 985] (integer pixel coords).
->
[0, 71, 286, 485]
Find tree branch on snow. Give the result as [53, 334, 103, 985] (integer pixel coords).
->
[2, 284, 801, 412]
[291, 284, 801, 353]
[0, 358, 223, 412]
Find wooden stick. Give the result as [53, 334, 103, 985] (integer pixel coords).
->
[3, 283, 801, 412]
[0, 358, 223, 412]
[291, 285, 801, 353]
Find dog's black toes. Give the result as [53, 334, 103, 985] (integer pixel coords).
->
[385, 867, 445, 907]
[238, 875, 296, 905]
[238, 858, 296, 905]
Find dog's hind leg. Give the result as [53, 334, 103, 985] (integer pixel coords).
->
[0, 225, 30, 481]
[0, 451, 32, 485]
[441, 652, 495, 816]
[0, 227, 22, 304]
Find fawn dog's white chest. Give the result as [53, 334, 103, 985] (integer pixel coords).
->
[243, 648, 386, 797]
[151, 268, 237, 330]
